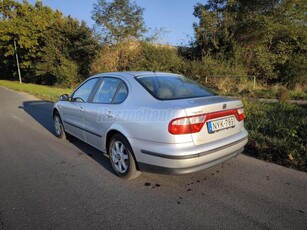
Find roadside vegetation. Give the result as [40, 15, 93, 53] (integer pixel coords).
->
[244, 100, 307, 172]
[0, 0, 306, 171]
[200, 76, 307, 100]
[0, 80, 72, 102]
[1, 0, 306, 89]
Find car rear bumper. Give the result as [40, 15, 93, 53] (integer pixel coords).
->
[138, 148, 243, 175]
[129, 129, 248, 175]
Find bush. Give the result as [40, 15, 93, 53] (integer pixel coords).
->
[90, 41, 248, 84]
[36, 52, 79, 88]
[276, 87, 290, 101]
[281, 53, 307, 88]
[138, 42, 182, 73]
[90, 41, 182, 74]
[90, 41, 142, 74]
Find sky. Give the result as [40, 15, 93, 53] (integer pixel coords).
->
[25, 0, 203, 45]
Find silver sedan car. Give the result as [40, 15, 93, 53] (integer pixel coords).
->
[53, 72, 248, 179]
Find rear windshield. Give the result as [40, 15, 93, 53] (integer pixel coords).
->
[136, 74, 215, 100]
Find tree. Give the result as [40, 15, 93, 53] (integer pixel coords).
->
[92, 0, 147, 44]
[37, 15, 99, 85]
[193, 0, 307, 85]
[0, 0, 52, 81]
[234, 0, 307, 83]
[193, 0, 239, 61]
[0, 0, 99, 86]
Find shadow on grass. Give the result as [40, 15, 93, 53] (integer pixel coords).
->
[21, 100, 114, 175]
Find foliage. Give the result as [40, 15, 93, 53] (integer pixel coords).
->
[244, 100, 307, 171]
[280, 53, 307, 88]
[138, 42, 182, 73]
[0, 0, 99, 86]
[192, 0, 307, 86]
[90, 41, 142, 73]
[90, 41, 183, 74]
[92, 0, 146, 44]
[90, 41, 248, 86]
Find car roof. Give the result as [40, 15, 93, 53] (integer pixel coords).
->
[89, 71, 180, 79]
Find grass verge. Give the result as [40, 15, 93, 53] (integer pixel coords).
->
[244, 99, 307, 172]
[0, 80, 72, 102]
[205, 77, 307, 100]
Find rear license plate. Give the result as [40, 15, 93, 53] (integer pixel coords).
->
[207, 117, 235, 133]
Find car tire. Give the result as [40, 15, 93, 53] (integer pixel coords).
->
[108, 134, 141, 179]
[53, 111, 65, 139]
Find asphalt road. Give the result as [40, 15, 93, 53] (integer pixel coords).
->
[0, 86, 306, 230]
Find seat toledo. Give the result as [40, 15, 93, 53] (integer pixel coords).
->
[53, 72, 248, 179]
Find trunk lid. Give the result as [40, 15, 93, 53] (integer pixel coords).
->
[165, 96, 244, 145]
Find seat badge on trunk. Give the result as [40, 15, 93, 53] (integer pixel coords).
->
[222, 104, 227, 109]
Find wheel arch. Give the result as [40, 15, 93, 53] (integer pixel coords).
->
[105, 129, 139, 170]
[53, 107, 60, 118]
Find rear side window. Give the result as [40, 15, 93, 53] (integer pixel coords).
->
[93, 77, 128, 104]
[136, 75, 215, 100]
[112, 83, 128, 104]
[93, 78, 121, 103]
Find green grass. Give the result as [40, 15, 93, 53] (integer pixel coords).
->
[0, 80, 72, 102]
[244, 99, 307, 171]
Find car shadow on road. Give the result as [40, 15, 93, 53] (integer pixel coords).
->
[21, 100, 114, 175]
[21, 100, 56, 134]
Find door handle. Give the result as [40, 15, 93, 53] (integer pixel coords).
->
[106, 111, 115, 118]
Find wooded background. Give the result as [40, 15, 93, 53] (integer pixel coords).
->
[0, 0, 306, 88]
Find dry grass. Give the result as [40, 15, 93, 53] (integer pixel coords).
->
[204, 76, 307, 100]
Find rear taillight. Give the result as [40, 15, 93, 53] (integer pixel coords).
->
[168, 115, 206, 135]
[237, 108, 245, 121]
[168, 108, 245, 135]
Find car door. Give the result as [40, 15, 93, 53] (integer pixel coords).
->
[61, 77, 100, 141]
[82, 77, 128, 151]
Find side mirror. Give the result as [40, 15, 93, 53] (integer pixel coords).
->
[59, 94, 70, 101]
[72, 97, 84, 102]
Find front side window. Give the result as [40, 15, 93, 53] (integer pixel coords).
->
[93, 78, 123, 103]
[73, 78, 99, 102]
[136, 75, 215, 100]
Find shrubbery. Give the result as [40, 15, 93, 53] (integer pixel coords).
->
[90, 41, 248, 84]
[90, 41, 307, 100]
[244, 100, 307, 171]
[90, 41, 183, 74]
